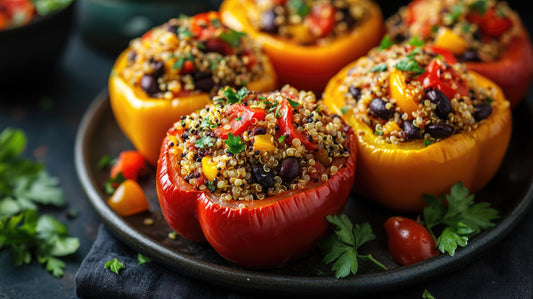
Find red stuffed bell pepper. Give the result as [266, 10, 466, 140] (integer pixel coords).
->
[156, 85, 357, 267]
[385, 0, 533, 108]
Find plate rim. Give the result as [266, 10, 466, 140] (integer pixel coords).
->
[74, 90, 533, 295]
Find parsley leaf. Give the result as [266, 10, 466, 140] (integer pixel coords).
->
[219, 30, 247, 48]
[422, 182, 499, 256]
[395, 57, 426, 76]
[225, 133, 246, 154]
[288, 0, 310, 17]
[194, 136, 215, 149]
[137, 253, 151, 265]
[318, 214, 387, 278]
[222, 86, 248, 104]
[0, 128, 65, 218]
[0, 209, 80, 277]
[286, 98, 301, 108]
[379, 35, 394, 50]
[370, 64, 387, 72]
[105, 258, 125, 275]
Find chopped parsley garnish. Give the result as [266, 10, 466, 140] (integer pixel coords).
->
[421, 182, 499, 256]
[318, 214, 387, 278]
[287, 98, 301, 108]
[395, 53, 426, 76]
[219, 30, 247, 48]
[408, 36, 425, 47]
[223, 86, 248, 104]
[104, 172, 126, 195]
[469, 0, 487, 15]
[177, 27, 194, 39]
[137, 253, 151, 265]
[370, 64, 387, 72]
[225, 133, 246, 154]
[206, 181, 216, 192]
[278, 135, 288, 143]
[340, 106, 350, 115]
[379, 35, 394, 50]
[97, 155, 114, 170]
[288, 0, 310, 17]
[194, 136, 215, 149]
[105, 258, 125, 275]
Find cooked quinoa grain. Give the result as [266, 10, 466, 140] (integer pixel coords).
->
[167, 85, 352, 200]
[339, 43, 507, 144]
[386, 0, 521, 62]
[121, 12, 268, 98]
[249, 0, 373, 45]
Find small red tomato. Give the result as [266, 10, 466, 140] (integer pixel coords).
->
[110, 150, 147, 181]
[306, 3, 336, 38]
[384, 216, 439, 266]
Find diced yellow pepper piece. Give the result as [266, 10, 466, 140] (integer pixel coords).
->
[389, 69, 420, 118]
[383, 121, 401, 135]
[108, 180, 149, 216]
[202, 156, 218, 182]
[253, 134, 276, 152]
[434, 28, 468, 55]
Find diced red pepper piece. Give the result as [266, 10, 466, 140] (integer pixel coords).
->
[110, 150, 147, 181]
[416, 59, 468, 99]
[277, 99, 317, 150]
[215, 104, 266, 139]
[468, 7, 513, 38]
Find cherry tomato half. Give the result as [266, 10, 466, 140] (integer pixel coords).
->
[416, 58, 468, 100]
[384, 216, 439, 266]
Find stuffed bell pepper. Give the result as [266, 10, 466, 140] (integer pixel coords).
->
[109, 12, 277, 165]
[220, 0, 384, 94]
[323, 43, 512, 212]
[385, 0, 533, 108]
[156, 85, 357, 267]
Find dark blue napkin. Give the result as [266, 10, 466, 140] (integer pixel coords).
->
[76, 211, 533, 299]
[74, 224, 246, 299]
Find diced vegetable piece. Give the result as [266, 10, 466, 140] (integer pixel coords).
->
[108, 179, 149, 216]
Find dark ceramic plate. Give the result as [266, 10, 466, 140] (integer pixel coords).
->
[75, 91, 533, 296]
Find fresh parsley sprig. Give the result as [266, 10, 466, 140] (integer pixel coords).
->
[0, 209, 80, 277]
[318, 214, 387, 278]
[0, 128, 66, 218]
[225, 133, 246, 154]
[422, 182, 499, 256]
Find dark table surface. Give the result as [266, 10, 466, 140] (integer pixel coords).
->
[0, 1, 532, 298]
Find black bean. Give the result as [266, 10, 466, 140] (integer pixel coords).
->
[461, 49, 481, 62]
[369, 98, 394, 119]
[193, 71, 211, 80]
[341, 8, 355, 27]
[348, 86, 362, 101]
[279, 157, 300, 182]
[473, 102, 492, 121]
[253, 127, 267, 135]
[127, 51, 136, 63]
[261, 10, 278, 33]
[151, 60, 165, 78]
[426, 123, 454, 139]
[194, 77, 215, 92]
[401, 120, 421, 140]
[166, 24, 178, 34]
[252, 164, 274, 189]
[427, 88, 452, 119]
[140, 75, 159, 96]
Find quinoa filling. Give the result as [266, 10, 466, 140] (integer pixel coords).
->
[249, 0, 371, 45]
[386, 0, 521, 62]
[167, 85, 351, 201]
[121, 12, 267, 99]
[339, 43, 502, 144]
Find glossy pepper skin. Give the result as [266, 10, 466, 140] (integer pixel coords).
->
[219, 0, 384, 95]
[400, 0, 533, 108]
[464, 28, 533, 108]
[323, 63, 511, 212]
[156, 127, 357, 268]
[108, 49, 277, 165]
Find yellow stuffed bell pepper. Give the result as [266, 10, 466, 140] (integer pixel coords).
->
[109, 12, 277, 165]
[220, 0, 383, 95]
[323, 44, 512, 212]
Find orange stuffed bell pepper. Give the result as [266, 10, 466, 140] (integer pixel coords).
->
[156, 86, 357, 267]
[323, 43, 511, 212]
[109, 12, 277, 165]
[220, 0, 383, 95]
[385, 0, 533, 108]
